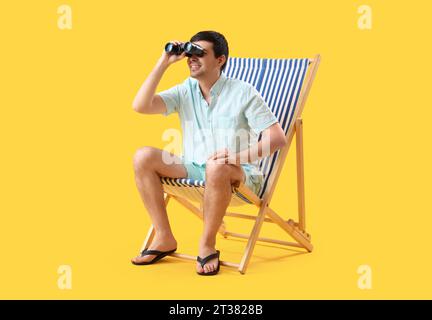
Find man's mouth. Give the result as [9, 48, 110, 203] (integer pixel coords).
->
[189, 64, 201, 71]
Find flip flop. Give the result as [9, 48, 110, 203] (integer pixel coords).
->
[132, 247, 177, 265]
[196, 250, 220, 276]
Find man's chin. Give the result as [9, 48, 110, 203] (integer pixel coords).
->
[189, 70, 203, 79]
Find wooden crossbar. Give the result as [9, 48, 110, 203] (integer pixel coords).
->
[224, 232, 304, 248]
[225, 211, 275, 223]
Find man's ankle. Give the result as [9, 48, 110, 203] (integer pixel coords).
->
[154, 231, 176, 240]
[199, 239, 216, 249]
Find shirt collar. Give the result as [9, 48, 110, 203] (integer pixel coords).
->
[193, 72, 227, 97]
[210, 72, 227, 96]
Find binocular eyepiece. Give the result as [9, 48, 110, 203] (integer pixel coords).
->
[164, 42, 205, 57]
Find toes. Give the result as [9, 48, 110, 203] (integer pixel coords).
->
[197, 254, 219, 274]
[133, 255, 155, 263]
[204, 263, 215, 273]
[197, 261, 218, 274]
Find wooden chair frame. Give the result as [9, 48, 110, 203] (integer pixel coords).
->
[139, 54, 321, 274]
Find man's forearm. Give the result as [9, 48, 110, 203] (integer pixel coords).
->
[235, 138, 281, 165]
[233, 123, 287, 165]
[132, 58, 169, 112]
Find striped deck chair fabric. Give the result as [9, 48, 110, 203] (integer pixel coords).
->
[160, 57, 310, 206]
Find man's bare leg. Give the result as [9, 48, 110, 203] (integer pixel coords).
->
[196, 160, 245, 274]
[131, 146, 187, 264]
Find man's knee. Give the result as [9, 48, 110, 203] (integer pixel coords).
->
[205, 160, 231, 184]
[133, 146, 159, 173]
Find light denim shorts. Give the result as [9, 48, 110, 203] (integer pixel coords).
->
[182, 159, 263, 196]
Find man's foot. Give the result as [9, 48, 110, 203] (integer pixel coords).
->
[196, 245, 219, 274]
[131, 234, 177, 264]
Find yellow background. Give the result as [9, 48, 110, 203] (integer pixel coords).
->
[1, 0, 431, 299]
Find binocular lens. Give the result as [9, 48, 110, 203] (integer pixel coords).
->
[165, 43, 173, 52]
[164, 42, 183, 55]
[184, 42, 205, 57]
[164, 42, 205, 57]
[184, 42, 193, 52]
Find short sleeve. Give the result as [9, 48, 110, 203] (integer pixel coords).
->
[157, 84, 182, 116]
[244, 85, 278, 134]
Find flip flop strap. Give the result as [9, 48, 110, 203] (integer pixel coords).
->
[140, 249, 164, 256]
[197, 252, 219, 268]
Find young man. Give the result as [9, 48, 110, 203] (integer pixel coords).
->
[131, 31, 287, 275]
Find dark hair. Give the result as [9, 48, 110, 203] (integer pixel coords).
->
[190, 31, 229, 73]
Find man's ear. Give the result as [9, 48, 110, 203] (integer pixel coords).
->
[218, 55, 226, 68]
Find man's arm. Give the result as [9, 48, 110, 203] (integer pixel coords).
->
[209, 122, 287, 165]
[132, 41, 186, 114]
[238, 122, 287, 163]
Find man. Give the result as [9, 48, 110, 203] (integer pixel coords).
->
[131, 31, 287, 275]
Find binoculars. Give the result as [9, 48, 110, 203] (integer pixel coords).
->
[164, 42, 205, 57]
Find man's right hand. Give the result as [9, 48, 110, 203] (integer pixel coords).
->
[158, 40, 187, 66]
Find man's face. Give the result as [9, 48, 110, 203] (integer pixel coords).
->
[187, 40, 225, 78]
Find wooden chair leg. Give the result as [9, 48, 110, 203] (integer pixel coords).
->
[238, 205, 268, 274]
[140, 224, 155, 253]
[139, 194, 171, 252]
[295, 118, 306, 231]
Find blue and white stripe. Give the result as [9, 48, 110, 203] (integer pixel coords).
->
[223, 57, 309, 198]
[160, 177, 253, 206]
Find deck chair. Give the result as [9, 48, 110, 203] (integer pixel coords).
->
[140, 54, 321, 274]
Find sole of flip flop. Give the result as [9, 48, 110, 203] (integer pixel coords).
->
[131, 249, 176, 265]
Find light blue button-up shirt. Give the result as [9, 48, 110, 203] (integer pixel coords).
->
[158, 72, 278, 179]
